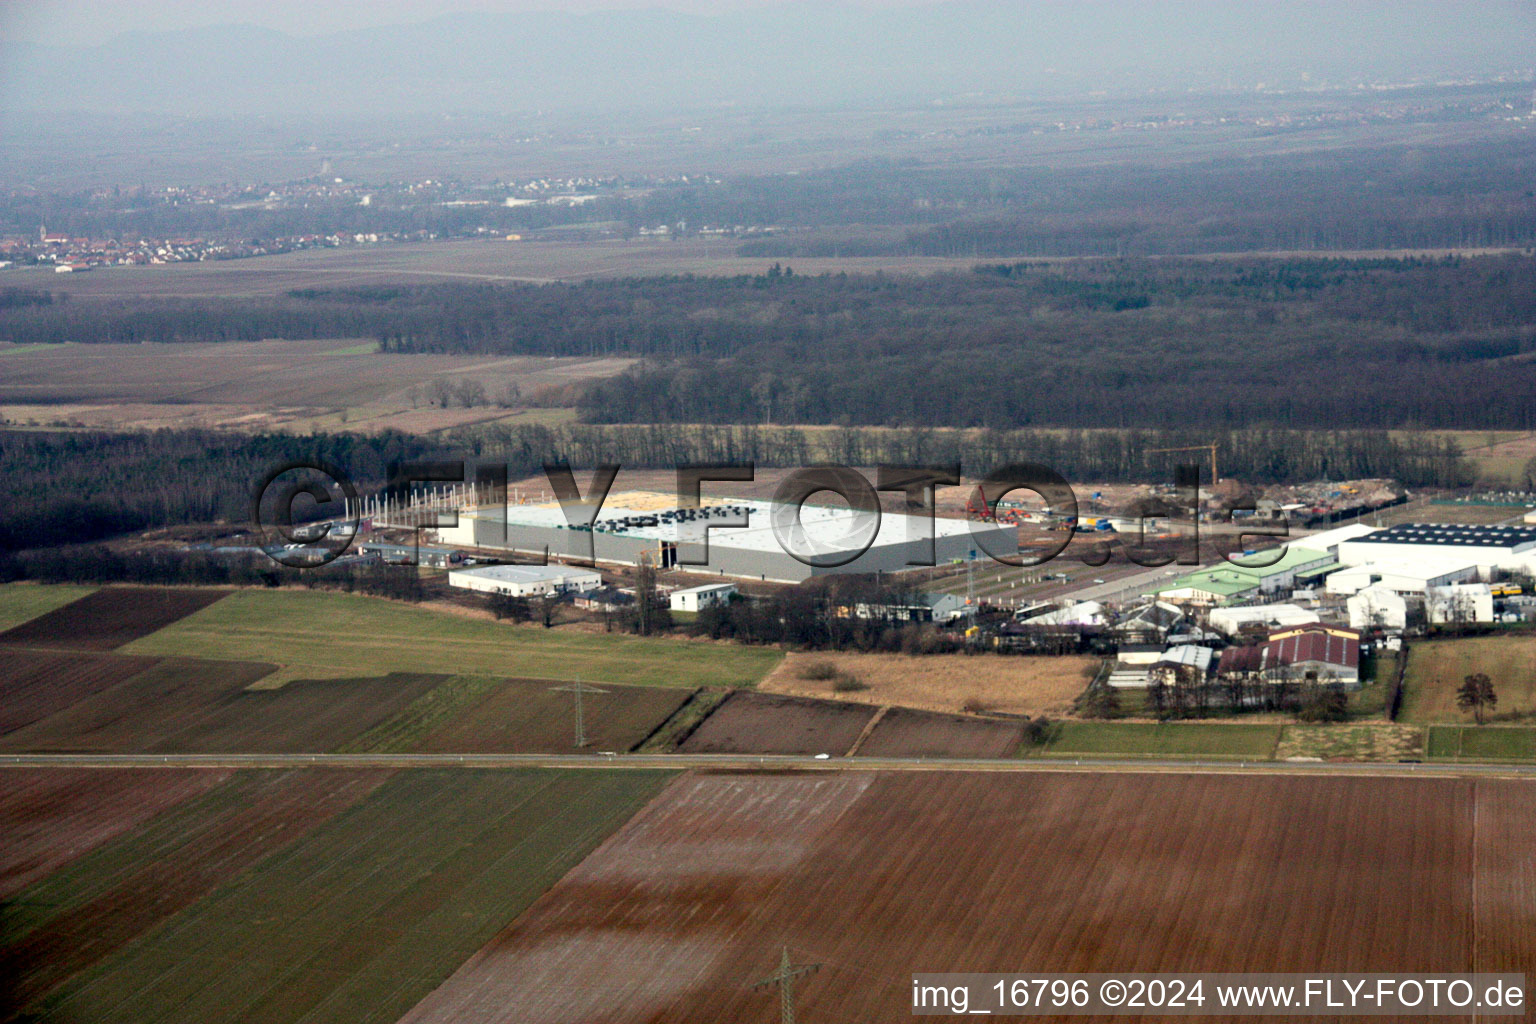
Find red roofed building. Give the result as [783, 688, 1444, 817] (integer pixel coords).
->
[1216, 644, 1263, 678]
[1261, 623, 1361, 687]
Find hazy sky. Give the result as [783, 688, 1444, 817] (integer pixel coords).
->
[0, 0, 940, 45]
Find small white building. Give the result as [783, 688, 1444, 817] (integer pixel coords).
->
[669, 582, 737, 613]
[1208, 603, 1320, 636]
[447, 563, 601, 597]
[1426, 583, 1495, 625]
[1346, 585, 1408, 632]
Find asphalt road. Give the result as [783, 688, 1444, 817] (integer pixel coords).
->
[2, 751, 1533, 780]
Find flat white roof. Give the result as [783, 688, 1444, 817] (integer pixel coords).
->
[1285, 523, 1379, 550]
[457, 498, 993, 558]
[1328, 558, 1479, 582]
[449, 564, 599, 583]
[1210, 603, 1318, 624]
[669, 583, 737, 596]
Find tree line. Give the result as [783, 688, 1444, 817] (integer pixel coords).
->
[0, 423, 1469, 556]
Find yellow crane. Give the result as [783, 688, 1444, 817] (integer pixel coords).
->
[1145, 443, 1219, 485]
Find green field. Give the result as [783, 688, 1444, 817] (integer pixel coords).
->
[0, 583, 97, 632]
[1038, 721, 1283, 759]
[1399, 634, 1536, 724]
[1427, 726, 1536, 761]
[122, 588, 782, 688]
[23, 767, 674, 1024]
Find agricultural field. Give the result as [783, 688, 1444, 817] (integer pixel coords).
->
[0, 663, 693, 756]
[1037, 721, 1284, 759]
[678, 691, 875, 756]
[3, 766, 673, 1024]
[1438, 429, 1536, 487]
[0, 337, 626, 434]
[759, 649, 1095, 716]
[0, 767, 232, 900]
[395, 770, 1531, 1024]
[0, 657, 277, 753]
[0, 649, 160, 734]
[852, 706, 1024, 759]
[0, 586, 227, 650]
[362, 676, 695, 754]
[1399, 634, 1536, 724]
[122, 588, 783, 689]
[0, 768, 392, 1016]
[30, 238, 982, 300]
[0, 583, 95, 632]
[1427, 726, 1536, 762]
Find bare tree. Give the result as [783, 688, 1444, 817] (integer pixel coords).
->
[454, 379, 488, 408]
[495, 382, 523, 408]
[536, 593, 557, 629]
[633, 559, 671, 636]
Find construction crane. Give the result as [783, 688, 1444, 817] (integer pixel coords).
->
[1145, 443, 1219, 485]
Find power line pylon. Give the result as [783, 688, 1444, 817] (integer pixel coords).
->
[753, 946, 819, 1024]
[549, 680, 607, 747]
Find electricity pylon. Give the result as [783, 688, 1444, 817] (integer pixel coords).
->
[753, 946, 819, 1024]
[549, 680, 607, 747]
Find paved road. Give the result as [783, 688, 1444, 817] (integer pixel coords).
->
[2, 751, 1533, 780]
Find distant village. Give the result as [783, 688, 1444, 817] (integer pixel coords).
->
[0, 170, 764, 274]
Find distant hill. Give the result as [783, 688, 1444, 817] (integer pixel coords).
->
[2, 1, 1531, 118]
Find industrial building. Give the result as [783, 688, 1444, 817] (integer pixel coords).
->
[356, 542, 463, 568]
[1336, 523, 1536, 577]
[1281, 522, 1380, 558]
[1208, 603, 1320, 637]
[1151, 547, 1333, 606]
[446, 564, 602, 597]
[433, 494, 1017, 584]
[1261, 624, 1362, 687]
[1325, 557, 1480, 596]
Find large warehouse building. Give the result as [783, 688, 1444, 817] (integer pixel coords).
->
[1335, 523, 1536, 577]
[433, 493, 1017, 584]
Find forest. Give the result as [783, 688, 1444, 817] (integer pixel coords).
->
[5, 253, 1536, 431]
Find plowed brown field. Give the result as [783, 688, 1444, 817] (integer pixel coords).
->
[408, 678, 694, 754]
[677, 691, 875, 756]
[0, 587, 227, 651]
[399, 771, 1536, 1024]
[0, 649, 160, 735]
[853, 706, 1024, 758]
[0, 657, 278, 753]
